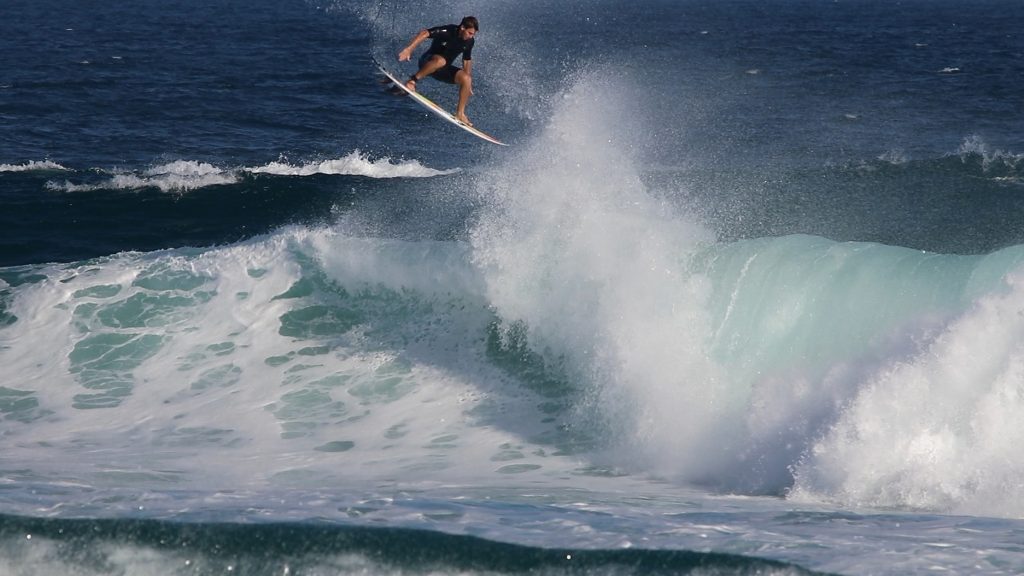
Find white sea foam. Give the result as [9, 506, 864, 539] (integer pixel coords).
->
[877, 149, 908, 165]
[0, 160, 69, 172]
[470, 69, 737, 484]
[46, 160, 238, 193]
[956, 135, 1023, 171]
[465, 68, 1024, 515]
[6, 122, 1024, 524]
[791, 269, 1024, 516]
[10, 76, 1024, 523]
[43, 152, 454, 193]
[0, 226, 571, 490]
[248, 150, 456, 178]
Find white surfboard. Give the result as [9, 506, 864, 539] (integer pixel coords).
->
[375, 61, 507, 146]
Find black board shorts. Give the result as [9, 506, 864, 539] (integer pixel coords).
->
[418, 52, 461, 84]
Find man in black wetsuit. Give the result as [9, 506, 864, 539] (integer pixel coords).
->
[397, 16, 479, 126]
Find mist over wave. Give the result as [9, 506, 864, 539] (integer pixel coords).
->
[470, 70, 726, 483]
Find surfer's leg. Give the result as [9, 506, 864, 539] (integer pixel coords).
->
[454, 69, 473, 125]
[408, 54, 447, 91]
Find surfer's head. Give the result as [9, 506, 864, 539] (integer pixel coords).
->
[459, 16, 479, 39]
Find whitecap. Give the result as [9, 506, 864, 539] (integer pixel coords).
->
[46, 160, 237, 193]
[0, 160, 69, 172]
[877, 149, 908, 165]
[247, 150, 456, 179]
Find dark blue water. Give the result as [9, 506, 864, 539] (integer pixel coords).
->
[4, 0, 1024, 266]
[3, 1, 1024, 574]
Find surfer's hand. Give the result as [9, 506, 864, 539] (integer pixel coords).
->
[398, 48, 411, 62]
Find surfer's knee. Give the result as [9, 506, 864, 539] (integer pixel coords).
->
[455, 70, 472, 87]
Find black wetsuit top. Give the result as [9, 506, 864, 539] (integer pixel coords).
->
[426, 24, 474, 64]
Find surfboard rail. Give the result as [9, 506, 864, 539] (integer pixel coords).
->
[375, 60, 508, 146]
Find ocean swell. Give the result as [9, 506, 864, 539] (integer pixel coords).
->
[467, 70, 1024, 516]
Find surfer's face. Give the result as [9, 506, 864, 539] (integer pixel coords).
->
[459, 26, 477, 41]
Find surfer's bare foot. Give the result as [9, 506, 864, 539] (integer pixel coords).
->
[455, 112, 472, 126]
[405, 76, 417, 92]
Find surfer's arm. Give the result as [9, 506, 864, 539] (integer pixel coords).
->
[463, 59, 472, 76]
[398, 29, 430, 62]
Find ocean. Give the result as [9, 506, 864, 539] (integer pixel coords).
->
[3, 0, 1024, 574]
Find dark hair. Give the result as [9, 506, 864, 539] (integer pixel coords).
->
[460, 16, 479, 31]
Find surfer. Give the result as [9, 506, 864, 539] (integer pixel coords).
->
[398, 16, 478, 126]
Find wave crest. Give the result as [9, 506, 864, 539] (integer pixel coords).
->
[0, 160, 69, 172]
[249, 150, 457, 178]
[43, 151, 455, 193]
